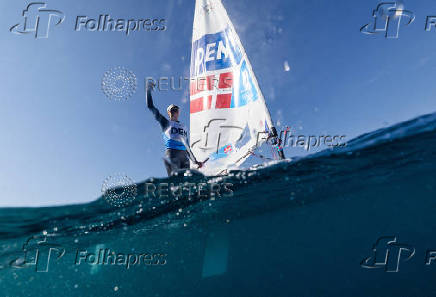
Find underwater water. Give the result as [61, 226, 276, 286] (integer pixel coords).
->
[2, 113, 436, 297]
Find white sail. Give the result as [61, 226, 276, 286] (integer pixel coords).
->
[190, 0, 275, 175]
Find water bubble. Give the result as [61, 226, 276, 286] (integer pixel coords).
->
[283, 60, 291, 72]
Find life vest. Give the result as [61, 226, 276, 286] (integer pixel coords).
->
[162, 121, 188, 150]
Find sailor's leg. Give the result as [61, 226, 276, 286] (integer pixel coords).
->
[164, 149, 176, 176]
[180, 151, 190, 170]
[163, 158, 173, 176]
[164, 149, 188, 175]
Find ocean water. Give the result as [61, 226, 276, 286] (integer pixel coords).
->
[2, 113, 436, 297]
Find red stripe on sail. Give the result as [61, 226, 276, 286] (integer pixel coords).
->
[215, 94, 232, 109]
[190, 97, 203, 113]
[219, 72, 233, 89]
[190, 75, 216, 96]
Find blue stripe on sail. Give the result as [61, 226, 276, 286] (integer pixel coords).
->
[190, 27, 242, 77]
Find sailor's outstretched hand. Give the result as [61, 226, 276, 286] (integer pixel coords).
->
[195, 158, 208, 169]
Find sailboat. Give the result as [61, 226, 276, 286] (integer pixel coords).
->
[189, 0, 285, 175]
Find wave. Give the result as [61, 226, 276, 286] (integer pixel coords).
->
[2, 113, 436, 240]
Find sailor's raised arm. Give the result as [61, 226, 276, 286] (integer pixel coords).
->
[146, 82, 169, 131]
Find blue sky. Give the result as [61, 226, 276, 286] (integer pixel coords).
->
[1, 0, 436, 206]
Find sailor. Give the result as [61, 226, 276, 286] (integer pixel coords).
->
[145, 82, 204, 176]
